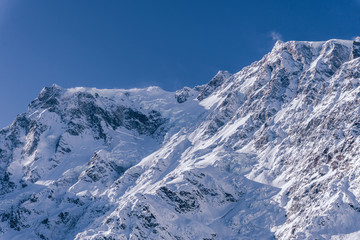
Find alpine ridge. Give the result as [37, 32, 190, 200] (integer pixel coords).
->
[1, 38, 360, 239]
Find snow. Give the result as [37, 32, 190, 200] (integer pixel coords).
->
[1, 38, 360, 239]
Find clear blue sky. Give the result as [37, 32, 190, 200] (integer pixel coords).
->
[0, 0, 359, 128]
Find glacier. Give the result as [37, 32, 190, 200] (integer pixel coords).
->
[1, 38, 360, 239]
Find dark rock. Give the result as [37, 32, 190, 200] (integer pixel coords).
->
[197, 71, 230, 101]
[175, 87, 192, 103]
[351, 41, 360, 60]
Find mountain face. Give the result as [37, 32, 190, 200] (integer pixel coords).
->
[1, 39, 360, 240]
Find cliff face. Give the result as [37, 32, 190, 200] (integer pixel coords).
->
[1, 38, 360, 239]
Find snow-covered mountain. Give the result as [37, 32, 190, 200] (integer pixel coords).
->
[1, 38, 360, 239]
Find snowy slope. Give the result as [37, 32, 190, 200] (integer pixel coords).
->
[1, 38, 360, 239]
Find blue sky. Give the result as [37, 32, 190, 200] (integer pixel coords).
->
[0, 0, 359, 128]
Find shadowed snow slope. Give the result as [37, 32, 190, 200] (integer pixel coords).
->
[1, 38, 360, 239]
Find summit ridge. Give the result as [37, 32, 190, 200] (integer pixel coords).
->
[1, 38, 360, 239]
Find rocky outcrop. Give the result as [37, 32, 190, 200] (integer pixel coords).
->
[2, 39, 360, 239]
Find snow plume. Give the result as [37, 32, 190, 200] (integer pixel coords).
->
[270, 31, 282, 41]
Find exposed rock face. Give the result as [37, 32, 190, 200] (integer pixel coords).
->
[197, 70, 231, 101]
[350, 40, 360, 60]
[1, 39, 360, 239]
[175, 87, 197, 103]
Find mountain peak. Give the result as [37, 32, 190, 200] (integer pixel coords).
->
[38, 83, 63, 98]
[2, 38, 360, 239]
